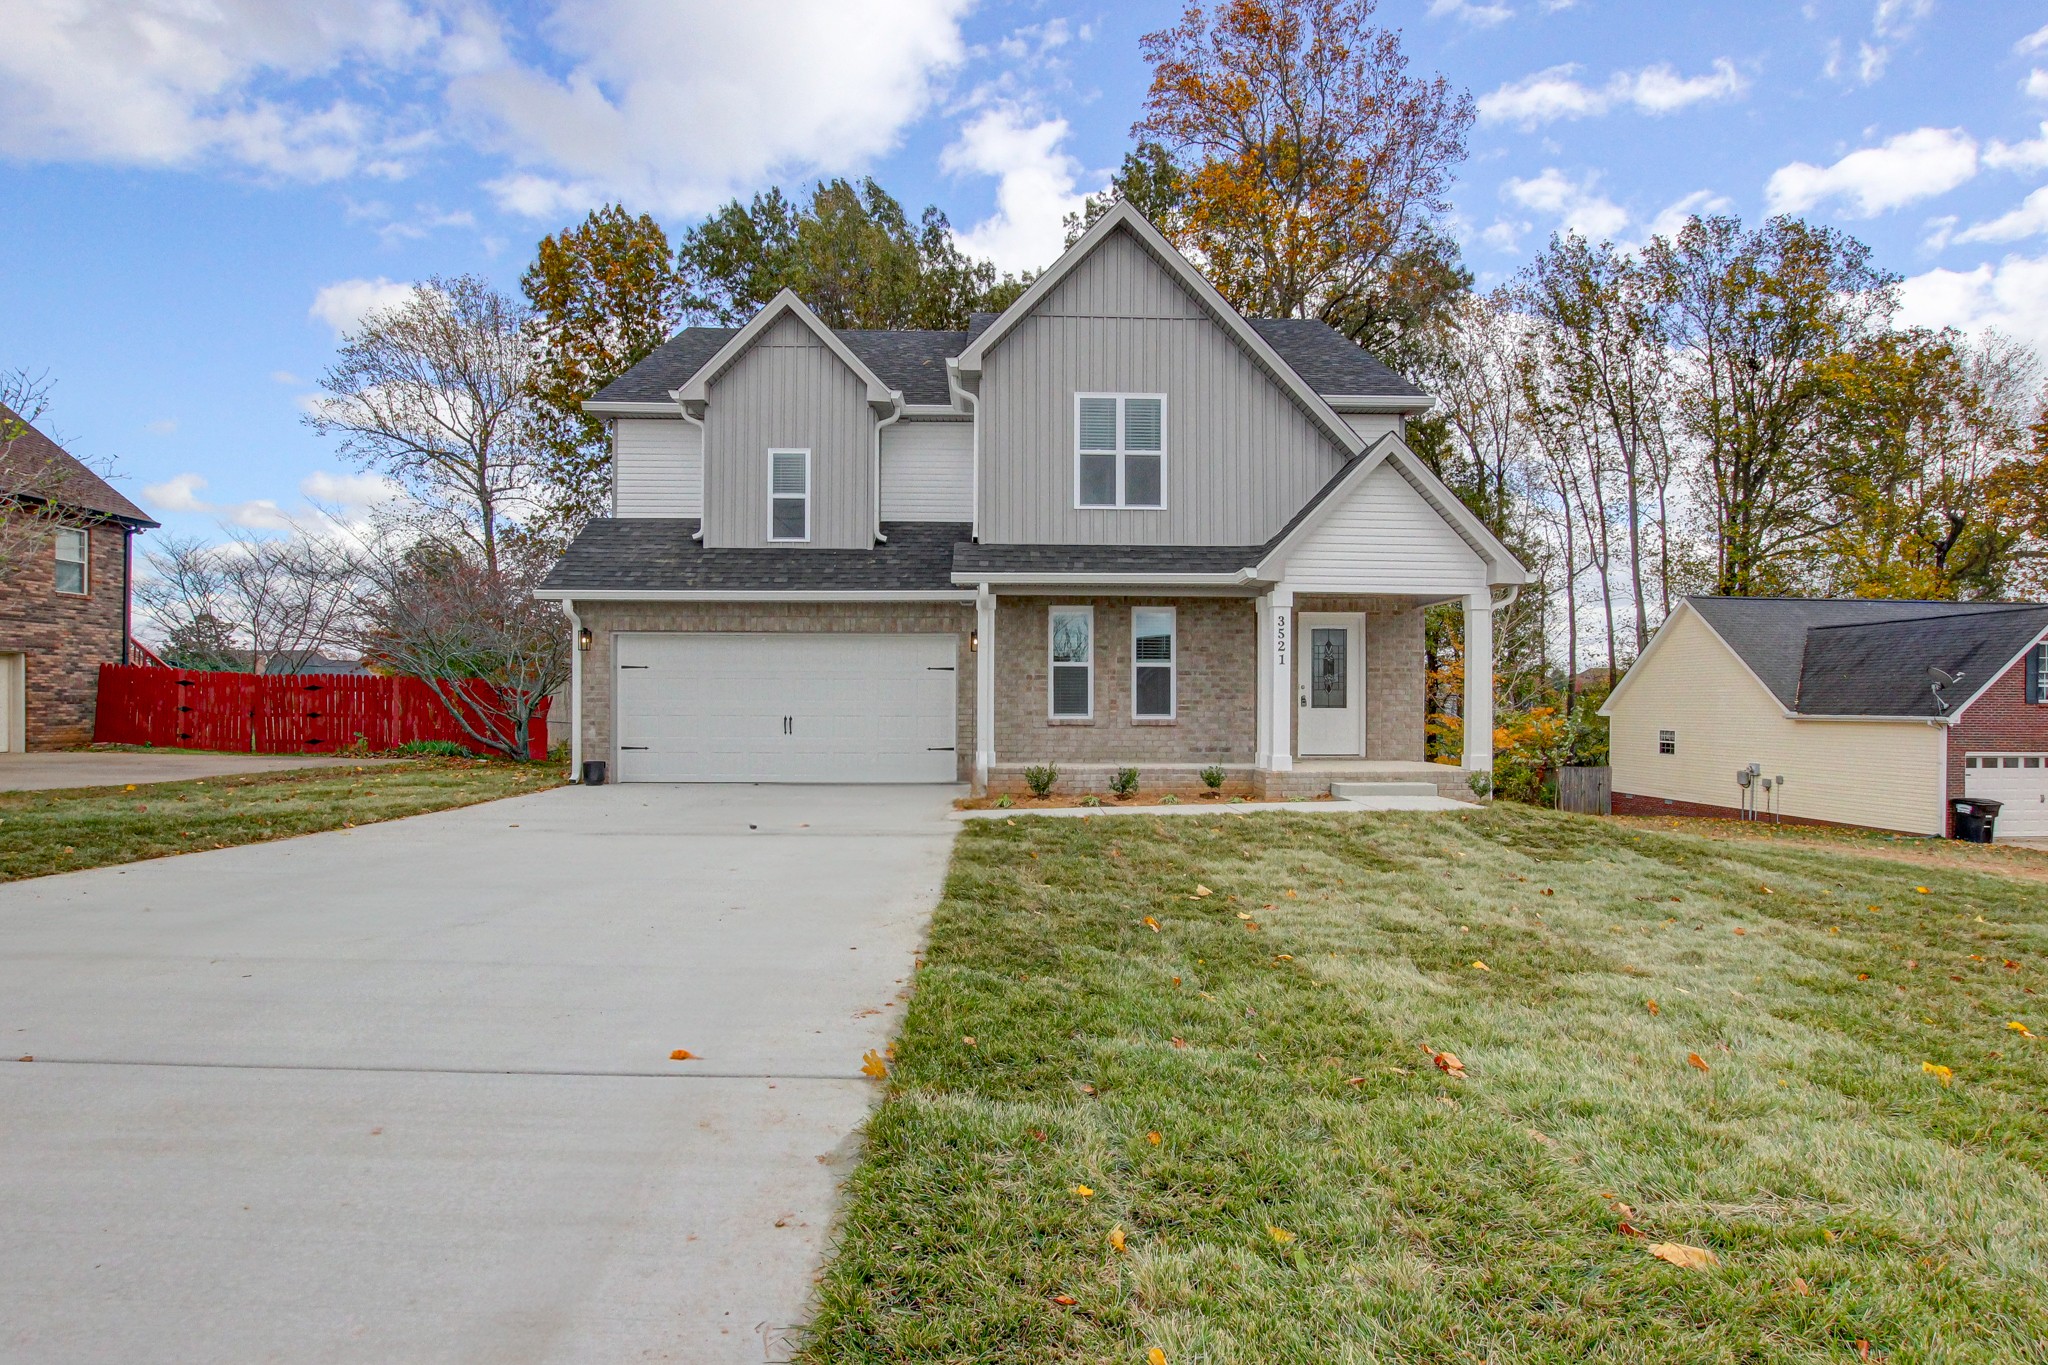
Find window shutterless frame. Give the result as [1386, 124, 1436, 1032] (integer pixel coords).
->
[1074, 393, 1166, 510]
[1132, 606, 1175, 720]
[53, 526, 88, 595]
[1048, 605, 1094, 720]
[1658, 729, 1676, 755]
[768, 448, 810, 542]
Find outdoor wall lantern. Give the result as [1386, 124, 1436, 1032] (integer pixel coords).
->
[577, 627, 593, 652]
[970, 629, 979, 653]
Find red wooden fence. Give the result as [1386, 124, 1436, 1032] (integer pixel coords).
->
[93, 665, 550, 759]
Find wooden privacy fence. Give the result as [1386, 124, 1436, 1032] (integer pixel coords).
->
[93, 665, 549, 758]
[1556, 764, 1612, 816]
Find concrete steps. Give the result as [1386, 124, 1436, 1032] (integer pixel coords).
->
[1331, 781, 1445, 799]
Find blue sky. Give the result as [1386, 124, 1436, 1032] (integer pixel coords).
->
[3, 0, 2045, 542]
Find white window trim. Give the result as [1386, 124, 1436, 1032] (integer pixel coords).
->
[54, 526, 88, 596]
[1658, 728, 1675, 755]
[1073, 392, 1167, 511]
[768, 448, 810, 543]
[1132, 606, 1177, 720]
[1047, 604, 1094, 720]
[2034, 642, 2048, 704]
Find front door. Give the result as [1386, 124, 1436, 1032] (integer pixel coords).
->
[1297, 613, 1363, 756]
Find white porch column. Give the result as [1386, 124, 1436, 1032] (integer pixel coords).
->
[1261, 586, 1294, 773]
[1463, 592, 1493, 783]
[974, 583, 996, 792]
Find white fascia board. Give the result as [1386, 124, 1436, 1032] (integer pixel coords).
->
[952, 202, 1368, 461]
[535, 588, 976, 603]
[1254, 433, 1529, 588]
[1946, 626, 2047, 720]
[899, 405, 968, 418]
[582, 400, 683, 416]
[1325, 394, 1435, 414]
[674, 289, 898, 407]
[949, 571, 1258, 589]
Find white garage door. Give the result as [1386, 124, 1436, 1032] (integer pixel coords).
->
[1964, 753, 2048, 837]
[614, 633, 959, 783]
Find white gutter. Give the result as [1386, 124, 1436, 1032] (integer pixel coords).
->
[534, 588, 977, 603]
[872, 395, 903, 543]
[948, 569, 1261, 589]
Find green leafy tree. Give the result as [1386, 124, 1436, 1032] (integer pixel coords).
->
[521, 206, 687, 544]
[677, 178, 1024, 329]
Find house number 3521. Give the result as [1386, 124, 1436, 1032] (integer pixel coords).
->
[1275, 612, 1289, 665]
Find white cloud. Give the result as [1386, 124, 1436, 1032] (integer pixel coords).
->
[2019, 23, 2048, 55]
[0, 0, 445, 180]
[1847, 0, 1931, 84]
[1985, 123, 2048, 172]
[1479, 60, 1747, 128]
[1764, 127, 1978, 216]
[2030, 69, 2048, 101]
[300, 470, 401, 511]
[140, 472, 292, 530]
[141, 468, 394, 531]
[142, 472, 211, 514]
[1955, 187, 2048, 244]
[145, 418, 178, 436]
[941, 105, 1088, 276]
[1428, 0, 1515, 25]
[1644, 189, 1733, 242]
[309, 277, 413, 336]
[1501, 168, 1631, 241]
[450, 0, 972, 217]
[1899, 253, 2048, 350]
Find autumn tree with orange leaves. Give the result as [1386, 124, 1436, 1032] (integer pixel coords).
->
[1128, 0, 1474, 362]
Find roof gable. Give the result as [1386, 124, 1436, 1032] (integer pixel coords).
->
[1, 403, 156, 525]
[675, 290, 897, 409]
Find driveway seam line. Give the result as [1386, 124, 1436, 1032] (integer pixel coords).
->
[10, 1057, 869, 1081]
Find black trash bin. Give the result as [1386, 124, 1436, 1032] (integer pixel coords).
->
[581, 759, 608, 786]
[1951, 797, 2001, 842]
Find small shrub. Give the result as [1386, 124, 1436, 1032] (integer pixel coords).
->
[1079, 794, 1102, 807]
[1199, 765, 1226, 791]
[1467, 770, 1494, 799]
[993, 794, 1014, 809]
[1023, 764, 1059, 798]
[1110, 767, 1139, 799]
[1159, 793, 1180, 805]
[395, 739, 471, 758]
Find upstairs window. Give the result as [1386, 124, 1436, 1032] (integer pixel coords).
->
[769, 449, 809, 541]
[54, 527, 87, 595]
[1658, 729, 1676, 755]
[2030, 642, 2047, 704]
[1049, 606, 1093, 719]
[1133, 607, 1176, 719]
[1076, 394, 1165, 509]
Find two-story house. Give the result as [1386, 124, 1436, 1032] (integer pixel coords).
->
[538, 203, 1527, 796]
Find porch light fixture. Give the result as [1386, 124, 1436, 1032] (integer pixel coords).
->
[970, 629, 979, 653]
[577, 627, 593, 652]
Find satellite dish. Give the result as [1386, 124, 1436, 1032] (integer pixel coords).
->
[1927, 666, 1960, 688]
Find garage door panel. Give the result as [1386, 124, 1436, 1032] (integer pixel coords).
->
[1964, 753, 2048, 838]
[615, 633, 957, 783]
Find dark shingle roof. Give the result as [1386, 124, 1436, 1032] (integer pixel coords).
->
[589, 316, 1423, 410]
[1245, 319, 1427, 399]
[953, 542, 1266, 578]
[1, 403, 156, 525]
[540, 520, 968, 593]
[1686, 596, 2048, 717]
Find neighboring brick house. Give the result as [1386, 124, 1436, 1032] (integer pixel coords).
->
[0, 404, 158, 751]
[1603, 596, 2048, 838]
[538, 204, 1527, 796]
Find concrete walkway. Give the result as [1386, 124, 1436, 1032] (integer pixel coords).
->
[0, 750, 399, 791]
[0, 783, 959, 1363]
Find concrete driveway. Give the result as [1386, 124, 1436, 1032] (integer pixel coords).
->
[0, 783, 959, 1363]
[0, 750, 399, 791]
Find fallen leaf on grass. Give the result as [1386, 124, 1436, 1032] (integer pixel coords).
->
[1856, 1341, 1872, 1362]
[1284, 889, 1297, 898]
[1274, 953, 1293, 961]
[1235, 910, 1253, 920]
[2009, 1021, 2035, 1038]
[1191, 885, 1213, 898]
[1072, 1185, 1094, 1198]
[1617, 1220, 1647, 1238]
[1345, 1076, 1368, 1086]
[1110, 1226, 1127, 1252]
[1922, 1061, 1953, 1086]
[1146, 1131, 1163, 1145]
[1470, 960, 1489, 972]
[1170, 1037, 1188, 1049]
[1267, 1226, 1296, 1245]
[1243, 920, 1261, 932]
[1915, 886, 1929, 895]
[1647, 1242, 1720, 1271]
[1789, 1276, 1812, 1296]
[1645, 999, 1660, 1016]
[1686, 1052, 1710, 1072]
[669, 1049, 698, 1061]
[1149, 1350, 1168, 1365]
[962, 1036, 976, 1047]
[1051, 1294, 1076, 1306]
[1142, 916, 1160, 931]
[860, 1050, 889, 1079]
[1428, 1048, 1467, 1078]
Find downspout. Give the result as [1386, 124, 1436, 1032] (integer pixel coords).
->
[121, 525, 133, 665]
[563, 600, 583, 781]
[678, 400, 708, 542]
[873, 395, 903, 544]
[962, 387, 981, 542]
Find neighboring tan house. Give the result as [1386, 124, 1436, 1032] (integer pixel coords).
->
[1602, 596, 2048, 838]
[539, 203, 1528, 795]
[0, 404, 158, 751]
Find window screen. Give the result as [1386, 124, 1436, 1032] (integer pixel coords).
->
[54, 527, 87, 595]
[770, 450, 808, 540]
[1050, 608, 1093, 718]
[1133, 608, 1174, 718]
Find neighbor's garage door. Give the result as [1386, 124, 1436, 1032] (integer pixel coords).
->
[614, 633, 958, 783]
[1964, 753, 2048, 837]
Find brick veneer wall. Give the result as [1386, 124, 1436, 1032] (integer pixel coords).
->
[0, 521, 129, 749]
[1948, 635, 2048, 803]
[993, 595, 1257, 766]
[1293, 595, 1426, 761]
[571, 600, 977, 781]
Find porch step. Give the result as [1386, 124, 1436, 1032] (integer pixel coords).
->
[1331, 781, 1443, 799]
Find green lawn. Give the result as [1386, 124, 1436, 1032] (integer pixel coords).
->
[0, 759, 564, 882]
[800, 804, 2048, 1364]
